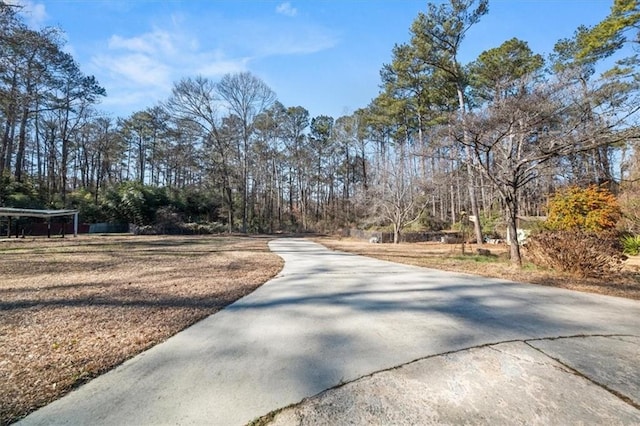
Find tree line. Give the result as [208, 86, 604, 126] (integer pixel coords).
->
[1, 0, 639, 266]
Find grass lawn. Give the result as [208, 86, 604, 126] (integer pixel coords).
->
[3, 234, 639, 425]
[315, 237, 640, 301]
[0, 234, 283, 425]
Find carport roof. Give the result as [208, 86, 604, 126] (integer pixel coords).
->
[0, 207, 78, 218]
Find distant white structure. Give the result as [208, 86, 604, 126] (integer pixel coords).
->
[0, 207, 79, 238]
[506, 228, 531, 246]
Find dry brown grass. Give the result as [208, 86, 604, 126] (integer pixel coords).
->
[4, 234, 639, 424]
[0, 234, 283, 425]
[315, 237, 640, 301]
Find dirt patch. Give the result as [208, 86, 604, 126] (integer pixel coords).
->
[0, 235, 283, 425]
[315, 237, 640, 301]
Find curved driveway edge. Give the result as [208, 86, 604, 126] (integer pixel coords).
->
[19, 238, 640, 425]
[264, 336, 640, 425]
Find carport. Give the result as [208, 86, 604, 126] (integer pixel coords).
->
[0, 207, 79, 238]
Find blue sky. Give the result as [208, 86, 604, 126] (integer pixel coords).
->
[16, 0, 614, 120]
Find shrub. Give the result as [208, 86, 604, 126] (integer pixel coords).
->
[480, 213, 503, 239]
[619, 190, 640, 233]
[130, 224, 156, 235]
[546, 185, 621, 232]
[154, 206, 183, 234]
[528, 185, 627, 277]
[181, 222, 227, 234]
[418, 212, 448, 231]
[67, 189, 106, 223]
[526, 230, 626, 277]
[0, 176, 44, 209]
[621, 234, 640, 256]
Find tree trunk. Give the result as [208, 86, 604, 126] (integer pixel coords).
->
[225, 185, 233, 233]
[2, 119, 16, 175]
[14, 105, 29, 182]
[505, 192, 522, 267]
[465, 149, 484, 244]
[35, 112, 42, 184]
[241, 137, 248, 233]
[456, 84, 484, 244]
[61, 137, 69, 205]
[393, 222, 400, 244]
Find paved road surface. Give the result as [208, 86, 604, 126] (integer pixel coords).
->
[19, 238, 640, 425]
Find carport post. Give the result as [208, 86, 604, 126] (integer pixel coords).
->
[73, 212, 78, 237]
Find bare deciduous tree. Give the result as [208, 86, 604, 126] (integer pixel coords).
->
[217, 72, 276, 233]
[459, 72, 640, 266]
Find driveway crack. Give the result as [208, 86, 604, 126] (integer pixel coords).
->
[523, 337, 640, 411]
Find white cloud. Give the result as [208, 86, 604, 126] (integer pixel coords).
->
[27, 2, 46, 25]
[97, 28, 251, 84]
[196, 58, 249, 77]
[87, 12, 338, 116]
[276, 2, 297, 17]
[91, 63, 165, 111]
[90, 27, 251, 115]
[197, 62, 239, 77]
[9, 0, 48, 28]
[100, 90, 156, 111]
[247, 24, 339, 56]
[96, 29, 190, 93]
[108, 35, 155, 54]
[93, 53, 171, 88]
[218, 17, 338, 58]
[108, 30, 177, 55]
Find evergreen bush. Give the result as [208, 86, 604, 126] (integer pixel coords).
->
[621, 235, 640, 256]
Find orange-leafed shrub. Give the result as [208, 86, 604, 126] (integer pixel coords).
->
[526, 185, 625, 277]
[545, 185, 621, 232]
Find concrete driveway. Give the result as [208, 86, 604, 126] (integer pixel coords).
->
[19, 238, 640, 425]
